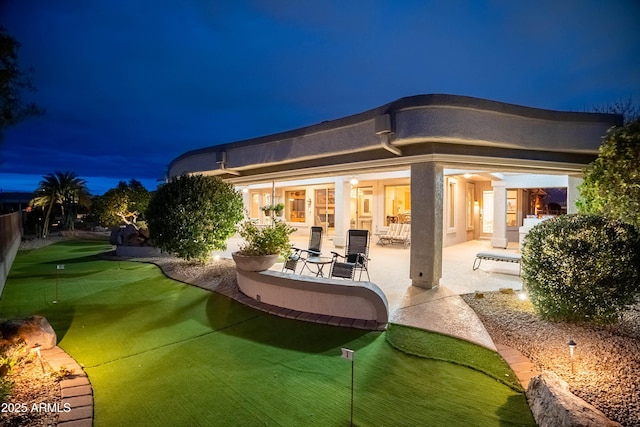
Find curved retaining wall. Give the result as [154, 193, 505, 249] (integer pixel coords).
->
[236, 270, 389, 327]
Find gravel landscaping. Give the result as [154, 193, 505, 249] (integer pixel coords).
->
[462, 292, 640, 427]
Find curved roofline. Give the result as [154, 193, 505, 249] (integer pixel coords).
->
[168, 93, 622, 172]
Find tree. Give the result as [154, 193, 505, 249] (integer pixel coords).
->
[593, 96, 639, 124]
[146, 175, 244, 263]
[30, 171, 91, 236]
[0, 26, 44, 143]
[577, 118, 640, 228]
[94, 179, 151, 227]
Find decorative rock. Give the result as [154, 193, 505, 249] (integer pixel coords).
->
[0, 315, 57, 349]
[109, 224, 140, 245]
[499, 287, 514, 294]
[526, 371, 622, 427]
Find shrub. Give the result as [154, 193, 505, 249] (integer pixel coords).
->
[237, 219, 296, 257]
[146, 175, 244, 263]
[522, 214, 640, 323]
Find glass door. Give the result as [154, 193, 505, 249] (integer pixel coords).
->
[482, 190, 494, 234]
[354, 186, 373, 233]
[314, 187, 335, 234]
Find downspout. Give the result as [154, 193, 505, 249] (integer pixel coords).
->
[375, 114, 402, 156]
[220, 163, 241, 176]
[217, 151, 241, 176]
[380, 134, 402, 156]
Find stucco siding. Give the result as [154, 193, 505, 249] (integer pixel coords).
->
[394, 107, 610, 153]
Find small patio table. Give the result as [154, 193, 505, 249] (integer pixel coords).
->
[303, 256, 333, 277]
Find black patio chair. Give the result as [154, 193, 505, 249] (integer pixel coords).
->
[282, 226, 323, 274]
[329, 229, 371, 281]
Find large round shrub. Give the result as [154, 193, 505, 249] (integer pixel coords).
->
[146, 175, 244, 263]
[522, 214, 640, 323]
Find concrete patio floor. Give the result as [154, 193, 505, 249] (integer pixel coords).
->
[218, 234, 523, 351]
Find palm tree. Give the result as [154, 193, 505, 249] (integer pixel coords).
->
[30, 171, 91, 237]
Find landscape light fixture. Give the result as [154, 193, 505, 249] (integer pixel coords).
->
[31, 344, 45, 373]
[568, 339, 577, 374]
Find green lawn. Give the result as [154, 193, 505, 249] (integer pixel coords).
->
[1, 240, 535, 426]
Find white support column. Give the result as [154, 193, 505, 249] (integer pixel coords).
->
[491, 180, 508, 248]
[333, 178, 351, 247]
[410, 162, 443, 289]
[242, 189, 251, 220]
[567, 176, 583, 214]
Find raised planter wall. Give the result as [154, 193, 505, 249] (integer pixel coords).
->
[236, 269, 389, 326]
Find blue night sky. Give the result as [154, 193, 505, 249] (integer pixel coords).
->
[1, 1, 639, 195]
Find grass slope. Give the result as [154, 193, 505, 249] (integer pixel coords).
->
[1, 240, 535, 426]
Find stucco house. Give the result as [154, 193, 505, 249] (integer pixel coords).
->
[168, 94, 622, 289]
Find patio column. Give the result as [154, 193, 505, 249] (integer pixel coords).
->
[410, 162, 443, 289]
[333, 178, 351, 247]
[491, 180, 508, 248]
[567, 176, 582, 214]
[242, 189, 251, 220]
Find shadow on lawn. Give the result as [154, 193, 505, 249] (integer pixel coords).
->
[42, 254, 104, 266]
[204, 293, 378, 354]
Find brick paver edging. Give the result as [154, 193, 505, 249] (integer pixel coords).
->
[40, 346, 93, 427]
[495, 343, 540, 389]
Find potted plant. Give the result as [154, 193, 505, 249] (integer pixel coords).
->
[272, 202, 284, 217]
[260, 203, 285, 217]
[260, 205, 272, 217]
[232, 219, 296, 271]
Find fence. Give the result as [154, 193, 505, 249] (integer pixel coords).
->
[1, 212, 22, 296]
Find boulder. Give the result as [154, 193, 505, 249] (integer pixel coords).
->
[526, 371, 621, 427]
[109, 224, 142, 246]
[0, 315, 57, 349]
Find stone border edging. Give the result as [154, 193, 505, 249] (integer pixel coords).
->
[495, 343, 539, 389]
[40, 346, 93, 427]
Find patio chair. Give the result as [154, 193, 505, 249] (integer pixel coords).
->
[378, 223, 401, 246]
[282, 226, 323, 274]
[394, 223, 411, 248]
[329, 229, 371, 281]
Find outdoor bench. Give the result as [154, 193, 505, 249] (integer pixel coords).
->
[473, 251, 522, 275]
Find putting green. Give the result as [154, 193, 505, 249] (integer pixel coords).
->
[1, 240, 535, 426]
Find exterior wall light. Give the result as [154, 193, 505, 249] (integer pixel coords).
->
[350, 177, 358, 185]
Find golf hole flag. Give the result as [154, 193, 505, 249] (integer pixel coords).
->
[341, 348, 354, 361]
